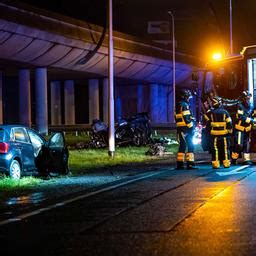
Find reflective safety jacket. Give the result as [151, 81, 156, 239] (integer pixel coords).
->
[234, 103, 254, 133]
[252, 108, 256, 129]
[175, 100, 194, 130]
[204, 107, 233, 136]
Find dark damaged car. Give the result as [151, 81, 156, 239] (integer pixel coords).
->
[0, 125, 69, 179]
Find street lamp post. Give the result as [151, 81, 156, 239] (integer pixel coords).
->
[168, 11, 176, 121]
[108, 0, 115, 157]
[229, 0, 233, 54]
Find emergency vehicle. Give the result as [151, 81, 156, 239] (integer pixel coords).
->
[200, 45, 256, 152]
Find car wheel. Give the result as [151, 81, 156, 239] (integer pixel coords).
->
[9, 160, 21, 179]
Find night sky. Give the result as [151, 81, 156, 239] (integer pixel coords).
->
[12, 0, 256, 60]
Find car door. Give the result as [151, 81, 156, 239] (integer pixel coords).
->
[12, 127, 36, 172]
[45, 132, 69, 174]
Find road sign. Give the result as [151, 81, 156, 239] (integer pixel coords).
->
[147, 21, 170, 34]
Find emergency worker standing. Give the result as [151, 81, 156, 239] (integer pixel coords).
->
[231, 90, 255, 165]
[175, 89, 198, 170]
[204, 97, 233, 169]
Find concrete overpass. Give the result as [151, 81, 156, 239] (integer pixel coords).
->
[0, 1, 203, 134]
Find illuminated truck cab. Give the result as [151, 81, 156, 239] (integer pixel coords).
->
[202, 45, 256, 152]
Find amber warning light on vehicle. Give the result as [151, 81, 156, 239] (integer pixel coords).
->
[212, 52, 223, 61]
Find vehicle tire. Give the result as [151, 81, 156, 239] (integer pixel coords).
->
[9, 159, 21, 179]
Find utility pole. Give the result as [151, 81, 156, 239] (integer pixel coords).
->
[168, 11, 176, 120]
[230, 0, 233, 54]
[108, 0, 115, 157]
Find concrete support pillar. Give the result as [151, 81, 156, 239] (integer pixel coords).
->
[167, 83, 175, 123]
[88, 79, 100, 124]
[0, 71, 3, 124]
[116, 97, 122, 119]
[50, 81, 61, 125]
[102, 78, 109, 124]
[137, 84, 144, 113]
[64, 80, 75, 125]
[35, 67, 48, 135]
[150, 83, 159, 123]
[19, 69, 31, 126]
[158, 84, 167, 122]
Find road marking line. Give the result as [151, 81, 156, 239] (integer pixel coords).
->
[216, 165, 249, 176]
[1, 165, 250, 226]
[0, 169, 171, 226]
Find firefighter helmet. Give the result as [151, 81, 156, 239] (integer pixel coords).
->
[180, 89, 192, 101]
[241, 90, 252, 99]
[212, 96, 222, 108]
[240, 90, 252, 107]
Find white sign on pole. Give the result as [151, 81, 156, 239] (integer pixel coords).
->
[147, 21, 170, 34]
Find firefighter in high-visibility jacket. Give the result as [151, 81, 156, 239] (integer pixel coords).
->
[231, 90, 255, 165]
[175, 89, 198, 170]
[204, 96, 233, 169]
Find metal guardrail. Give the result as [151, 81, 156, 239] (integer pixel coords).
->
[48, 123, 177, 134]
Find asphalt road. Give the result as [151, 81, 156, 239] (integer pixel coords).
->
[1, 163, 256, 256]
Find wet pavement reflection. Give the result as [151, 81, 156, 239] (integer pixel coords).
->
[5, 192, 45, 206]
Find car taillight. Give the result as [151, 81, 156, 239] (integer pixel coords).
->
[0, 142, 9, 153]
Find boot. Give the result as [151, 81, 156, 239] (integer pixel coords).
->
[176, 161, 185, 170]
[242, 153, 254, 165]
[223, 159, 230, 168]
[212, 160, 220, 169]
[187, 161, 198, 170]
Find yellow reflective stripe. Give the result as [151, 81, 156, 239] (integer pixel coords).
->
[238, 131, 241, 144]
[204, 114, 209, 121]
[176, 122, 186, 127]
[187, 122, 193, 128]
[182, 110, 191, 115]
[235, 124, 252, 132]
[175, 114, 182, 118]
[177, 152, 185, 161]
[245, 117, 251, 123]
[235, 124, 245, 131]
[225, 117, 231, 123]
[223, 137, 228, 161]
[181, 131, 185, 142]
[211, 130, 228, 135]
[186, 152, 194, 162]
[245, 126, 251, 132]
[214, 137, 218, 162]
[211, 122, 226, 128]
[237, 110, 244, 115]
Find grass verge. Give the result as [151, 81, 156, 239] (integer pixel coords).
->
[0, 144, 178, 191]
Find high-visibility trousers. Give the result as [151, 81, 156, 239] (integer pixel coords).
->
[211, 135, 230, 168]
[177, 129, 194, 154]
[232, 131, 251, 162]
